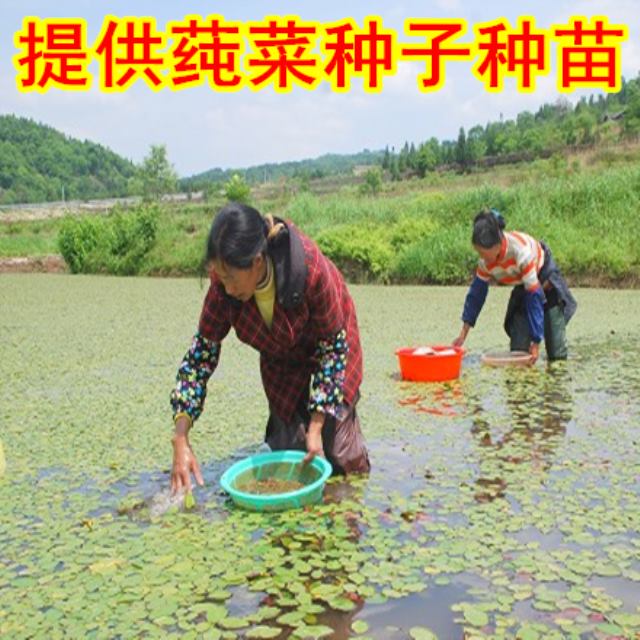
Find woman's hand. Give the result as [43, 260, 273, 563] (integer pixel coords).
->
[303, 412, 325, 465]
[529, 342, 540, 365]
[171, 416, 204, 494]
[452, 334, 466, 348]
[453, 322, 471, 348]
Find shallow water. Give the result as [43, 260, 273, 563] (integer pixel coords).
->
[1, 275, 639, 639]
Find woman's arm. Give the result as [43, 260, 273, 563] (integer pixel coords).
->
[455, 274, 489, 345]
[169, 332, 221, 493]
[170, 282, 231, 493]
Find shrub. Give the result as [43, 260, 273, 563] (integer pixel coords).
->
[316, 224, 394, 281]
[394, 225, 476, 284]
[358, 167, 383, 196]
[58, 216, 103, 273]
[388, 216, 438, 249]
[224, 174, 251, 203]
[58, 205, 159, 275]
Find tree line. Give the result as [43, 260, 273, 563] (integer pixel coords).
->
[3, 74, 640, 205]
[381, 75, 640, 179]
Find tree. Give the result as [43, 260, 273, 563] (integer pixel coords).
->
[398, 141, 410, 173]
[622, 82, 640, 139]
[382, 145, 391, 170]
[416, 138, 440, 177]
[455, 127, 469, 169]
[408, 142, 417, 170]
[440, 140, 456, 164]
[494, 121, 519, 155]
[224, 173, 251, 203]
[520, 128, 546, 154]
[390, 155, 401, 181]
[204, 181, 224, 202]
[135, 144, 178, 201]
[574, 111, 598, 145]
[359, 166, 383, 195]
[516, 111, 535, 130]
[467, 125, 487, 165]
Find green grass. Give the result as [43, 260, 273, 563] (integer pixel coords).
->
[2, 148, 640, 284]
[0, 219, 60, 256]
[272, 163, 640, 284]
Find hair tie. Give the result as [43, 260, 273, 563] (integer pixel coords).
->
[490, 208, 506, 230]
[264, 214, 284, 240]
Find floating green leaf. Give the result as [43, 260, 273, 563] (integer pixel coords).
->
[246, 626, 281, 639]
[409, 626, 438, 640]
[184, 492, 196, 510]
[351, 620, 369, 634]
[463, 606, 489, 627]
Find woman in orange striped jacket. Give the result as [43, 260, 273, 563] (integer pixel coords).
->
[453, 209, 577, 364]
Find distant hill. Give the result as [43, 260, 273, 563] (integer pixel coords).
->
[5, 74, 640, 205]
[181, 78, 640, 192]
[0, 115, 136, 205]
[180, 149, 385, 192]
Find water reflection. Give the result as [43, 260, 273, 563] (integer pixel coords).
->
[469, 362, 573, 502]
[397, 379, 467, 417]
[346, 579, 472, 640]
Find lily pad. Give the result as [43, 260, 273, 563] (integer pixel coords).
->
[463, 606, 489, 627]
[409, 626, 438, 640]
[246, 626, 281, 639]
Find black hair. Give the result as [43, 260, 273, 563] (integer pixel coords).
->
[204, 202, 268, 270]
[472, 208, 506, 248]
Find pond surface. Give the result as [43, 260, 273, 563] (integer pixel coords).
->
[1, 275, 639, 639]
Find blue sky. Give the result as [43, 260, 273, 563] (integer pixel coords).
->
[1, 0, 638, 176]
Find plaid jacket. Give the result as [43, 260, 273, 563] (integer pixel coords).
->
[197, 222, 362, 422]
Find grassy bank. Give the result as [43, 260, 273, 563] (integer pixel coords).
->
[0, 219, 59, 257]
[280, 162, 640, 285]
[2, 151, 640, 285]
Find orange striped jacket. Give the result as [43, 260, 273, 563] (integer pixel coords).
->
[476, 231, 544, 291]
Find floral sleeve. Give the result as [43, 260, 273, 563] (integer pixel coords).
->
[170, 332, 221, 424]
[308, 328, 348, 417]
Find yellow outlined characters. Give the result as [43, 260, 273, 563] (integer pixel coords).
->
[167, 15, 244, 91]
[245, 16, 321, 93]
[400, 19, 472, 92]
[321, 17, 397, 93]
[14, 17, 91, 92]
[473, 17, 550, 93]
[552, 16, 628, 93]
[93, 16, 168, 92]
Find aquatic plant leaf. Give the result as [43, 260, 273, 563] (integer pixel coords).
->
[409, 626, 438, 640]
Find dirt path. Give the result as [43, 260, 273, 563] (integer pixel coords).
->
[0, 198, 139, 224]
[0, 192, 200, 224]
[0, 255, 67, 273]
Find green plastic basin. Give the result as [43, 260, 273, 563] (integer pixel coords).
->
[220, 450, 332, 512]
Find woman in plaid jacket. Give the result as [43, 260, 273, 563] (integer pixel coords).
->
[170, 203, 369, 493]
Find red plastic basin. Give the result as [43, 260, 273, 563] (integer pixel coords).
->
[396, 345, 464, 382]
